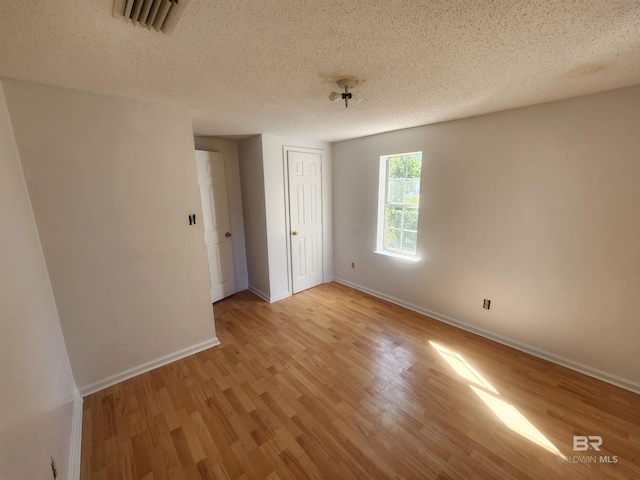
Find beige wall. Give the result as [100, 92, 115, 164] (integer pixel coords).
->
[238, 134, 333, 302]
[3, 80, 217, 392]
[261, 134, 333, 300]
[333, 85, 640, 391]
[0, 81, 79, 479]
[237, 135, 271, 299]
[193, 137, 249, 291]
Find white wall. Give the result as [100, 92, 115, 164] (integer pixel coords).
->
[194, 137, 249, 291]
[333, 85, 640, 391]
[261, 134, 333, 301]
[237, 134, 333, 302]
[238, 135, 271, 299]
[0, 82, 79, 480]
[3, 80, 217, 393]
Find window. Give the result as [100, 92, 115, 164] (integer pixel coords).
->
[376, 152, 422, 259]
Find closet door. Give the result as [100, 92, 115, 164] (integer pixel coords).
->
[287, 150, 323, 294]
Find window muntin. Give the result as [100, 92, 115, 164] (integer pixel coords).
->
[377, 152, 422, 259]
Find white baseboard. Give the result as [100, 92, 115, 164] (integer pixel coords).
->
[270, 291, 292, 303]
[334, 278, 640, 395]
[78, 337, 220, 396]
[68, 389, 83, 480]
[247, 285, 291, 303]
[248, 285, 270, 302]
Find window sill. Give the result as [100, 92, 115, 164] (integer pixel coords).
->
[374, 249, 419, 262]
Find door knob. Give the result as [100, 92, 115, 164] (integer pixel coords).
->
[292, 231, 299, 235]
[225, 232, 232, 237]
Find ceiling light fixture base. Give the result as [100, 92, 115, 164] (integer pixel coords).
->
[336, 78, 358, 89]
[330, 78, 362, 108]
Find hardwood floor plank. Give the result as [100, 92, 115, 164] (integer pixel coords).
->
[81, 283, 640, 479]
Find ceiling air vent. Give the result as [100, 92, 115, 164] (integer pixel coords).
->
[112, 0, 190, 34]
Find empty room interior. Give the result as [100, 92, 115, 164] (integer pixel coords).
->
[2, 1, 640, 479]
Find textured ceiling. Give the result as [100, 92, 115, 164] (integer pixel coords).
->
[1, 1, 639, 142]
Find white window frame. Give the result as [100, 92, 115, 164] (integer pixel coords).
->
[375, 151, 422, 261]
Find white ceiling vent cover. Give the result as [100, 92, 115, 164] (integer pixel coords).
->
[112, 0, 190, 34]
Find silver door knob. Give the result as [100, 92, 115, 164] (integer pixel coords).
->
[225, 232, 232, 237]
[292, 231, 298, 235]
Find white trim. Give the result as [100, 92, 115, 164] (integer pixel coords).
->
[334, 278, 640, 395]
[247, 285, 292, 303]
[376, 155, 387, 253]
[248, 285, 270, 302]
[374, 249, 420, 262]
[68, 389, 83, 480]
[78, 337, 220, 396]
[270, 291, 292, 303]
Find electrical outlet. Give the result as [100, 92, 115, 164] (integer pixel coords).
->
[351, 262, 355, 268]
[50, 457, 57, 479]
[483, 299, 491, 310]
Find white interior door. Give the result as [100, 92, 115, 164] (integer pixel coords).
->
[195, 150, 237, 302]
[288, 150, 323, 294]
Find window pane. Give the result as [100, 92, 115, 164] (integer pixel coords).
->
[388, 156, 406, 179]
[403, 208, 418, 230]
[385, 228, 401, 251]
[404, 178, 420, 203]
[387, 179, 405, 202]
[402, 231, 417, 254]
[378, 151, 422, 259]
[387, 207, 403, 229]
[406, 155, 422, 178]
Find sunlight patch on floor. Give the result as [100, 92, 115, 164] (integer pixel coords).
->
[470, 386, 563, 456]
[429, 341, 564, 458]
[429, 341, 499, 394]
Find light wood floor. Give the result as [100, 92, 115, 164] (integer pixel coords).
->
[80, 282, 640, 479]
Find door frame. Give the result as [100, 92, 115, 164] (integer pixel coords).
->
[283, 145, 325, 295]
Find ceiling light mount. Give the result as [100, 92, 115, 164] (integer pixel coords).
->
[329, 78, 362, 108]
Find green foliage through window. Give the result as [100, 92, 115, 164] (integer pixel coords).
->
[381, 153, 422, 257]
